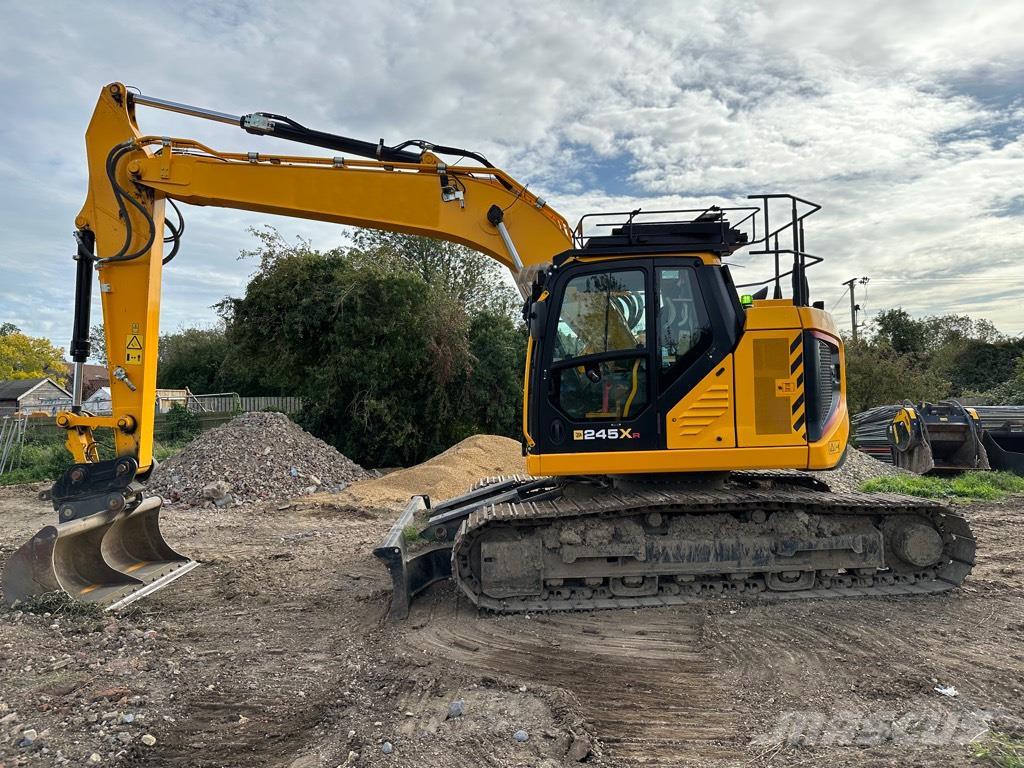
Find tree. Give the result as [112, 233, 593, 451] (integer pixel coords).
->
[221, 229, 525, 466]
[844, 339, 950, 414]
[0, 323, 20, 336]
[349, 228, 520, 318]
[0, 332, 68, 385]
[870, 309, 928, 356]
[157, 327, 234, 393]
[88, 324, 107, 365]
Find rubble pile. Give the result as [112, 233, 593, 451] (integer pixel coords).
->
[148, 412, 369, 507]
[808, 448, 911, 493]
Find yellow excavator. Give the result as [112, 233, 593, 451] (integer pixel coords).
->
[2, 83, 976, 615]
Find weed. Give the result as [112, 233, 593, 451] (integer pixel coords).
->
[14, 590, 104, 620]
[973, 731, 1024, 768]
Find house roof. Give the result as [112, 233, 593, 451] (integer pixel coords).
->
[85, 387, 111, 402]
[62, 363, 109, 381]
[0, 378, 50, 400]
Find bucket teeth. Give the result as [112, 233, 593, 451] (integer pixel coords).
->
[2, 494, 197, 610]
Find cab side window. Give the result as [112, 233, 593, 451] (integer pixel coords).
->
[656, 268, 712, 390]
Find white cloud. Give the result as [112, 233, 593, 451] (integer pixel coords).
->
[0, 0, 1022, 351]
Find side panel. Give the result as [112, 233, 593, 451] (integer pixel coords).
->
[665, 355, 736, 449]
[735, 329, 806, 448]
[527, 445, 810, 475]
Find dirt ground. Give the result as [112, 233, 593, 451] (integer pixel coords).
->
[1, 473, 1022, 767]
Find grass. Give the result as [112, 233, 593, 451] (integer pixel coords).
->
[0, 428, 187, 486]
[860, 471, 1024, 500]
[973, 731, 1024, 767]
[402, 524, 421, 543]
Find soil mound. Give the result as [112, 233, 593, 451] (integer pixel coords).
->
[148, 412, 369, 507]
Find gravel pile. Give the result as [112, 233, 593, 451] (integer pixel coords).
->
[808, 448, 911, 493]
[148, 412, 369, 507]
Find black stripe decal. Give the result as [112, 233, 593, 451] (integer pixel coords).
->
[790, 336, 801, 353]
[793, 414, 806, 432]
[796, 372, 805, 388]
[791, 393, 805, 414]
[790, 354, 803, 374]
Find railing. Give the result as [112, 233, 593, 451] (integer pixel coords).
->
[0, 415, 28, 476]
[187, 394, 302, 414]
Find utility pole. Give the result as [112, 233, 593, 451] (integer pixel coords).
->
[842, 277, 870, 342]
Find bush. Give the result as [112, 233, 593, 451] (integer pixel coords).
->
[163, 403, 201, 442]
[221, 232, 525, 468]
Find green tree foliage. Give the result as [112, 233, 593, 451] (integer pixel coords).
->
[88, 324, 107, 365]
[157, 327, 233, 393]
[0, 322, 20, 336]
[846, 307, 1021, 413]
[349, 228, 520, 318]
[844, 339, 950, 414]
[0, 332, 68, 385]
[218, 228, 525, 467]
[163, 402, 202, 441]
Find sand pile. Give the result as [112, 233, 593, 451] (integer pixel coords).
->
[148, 412, 369, 507]
[321, 434, 524, 509]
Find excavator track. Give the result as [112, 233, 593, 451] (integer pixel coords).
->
[451, 481, 976, 612]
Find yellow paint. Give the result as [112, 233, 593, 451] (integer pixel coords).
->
[80, 584, 98, 595]
[665, 356, 736, 449]
[622, 359, 641, 417]
[528, 445, 810, 475]
[124, 333, 143, 365]
[123, 560, 149, 574]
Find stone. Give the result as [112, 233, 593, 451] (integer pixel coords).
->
[567, 734, 592, 762]
[141, 734, 157, 746]
[446, 699, 465, 719]
[88, 754, 102, 764]
[381, 741, 393, 754]
[202, 480, 232, 501]
[514, 729, 529, 743]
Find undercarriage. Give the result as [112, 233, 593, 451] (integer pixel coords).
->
[375, 473, 975, 618]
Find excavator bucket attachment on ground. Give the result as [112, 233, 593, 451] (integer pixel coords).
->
[853, 401, 990, 474]
[3, 495, 198, 611]
[975, 406, 1024, 476]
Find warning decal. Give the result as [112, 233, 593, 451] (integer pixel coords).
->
[125, 334, 144, 365]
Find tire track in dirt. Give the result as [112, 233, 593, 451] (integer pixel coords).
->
[405, 591, 746, 767]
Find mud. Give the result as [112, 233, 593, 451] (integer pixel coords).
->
[1, 479, 1022, 767]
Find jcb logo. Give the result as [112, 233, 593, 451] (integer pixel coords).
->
[776, 380, 795, 394]
[573, 428, 640, 441]
[828, 440, 841, 454]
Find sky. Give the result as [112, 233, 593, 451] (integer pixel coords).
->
[1, 0, 1022, 354]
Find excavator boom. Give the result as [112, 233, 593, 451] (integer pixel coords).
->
[4, 82, 571, 609]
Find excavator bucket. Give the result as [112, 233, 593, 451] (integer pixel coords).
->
[851, 401, 991, 475]
[975, 406, 1024, 476]
[3, 495, 198, 611]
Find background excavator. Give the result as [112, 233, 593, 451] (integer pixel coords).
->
[2, 83, 976, 616]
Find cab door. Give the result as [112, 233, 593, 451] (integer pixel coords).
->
[532, 262, 659, 454]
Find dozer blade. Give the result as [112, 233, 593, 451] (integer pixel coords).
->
[3, 495, 198, 611]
